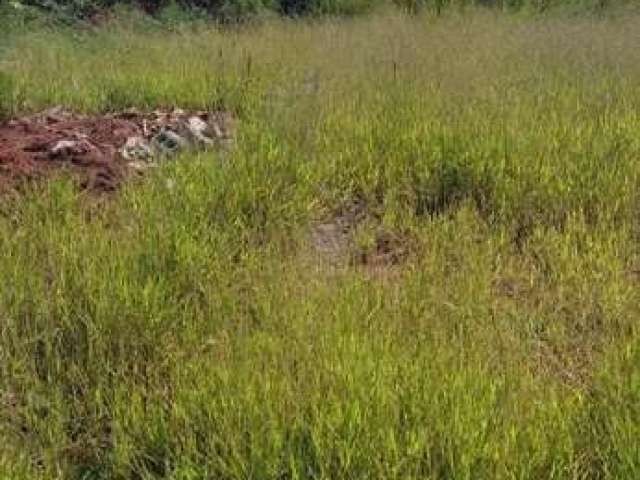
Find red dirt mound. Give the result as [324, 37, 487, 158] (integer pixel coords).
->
[0, 109, 136, 192]
[0, 107, 233, 193]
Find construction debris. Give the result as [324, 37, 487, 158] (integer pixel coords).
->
[0, 107, 235, 191]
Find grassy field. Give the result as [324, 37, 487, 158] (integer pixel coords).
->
[2, 8, 640, 479]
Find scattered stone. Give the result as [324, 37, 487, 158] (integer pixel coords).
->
[150, 128, 190, 157]
[48, 139, 104, 164]
[49, 139, 82, 157]
[185, 116, 216, 147]
[0, 107, 236, 192]
[120, 136, 154, 162]
[119, 110, 234, 164]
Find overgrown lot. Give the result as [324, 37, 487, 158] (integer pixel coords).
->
[1, 9, 640, 479]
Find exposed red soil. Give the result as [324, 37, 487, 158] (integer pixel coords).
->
[0, 107, 232, 193]
[0, 109, 140, 192]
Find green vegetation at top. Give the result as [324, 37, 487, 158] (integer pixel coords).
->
[1, 0, 635, 23]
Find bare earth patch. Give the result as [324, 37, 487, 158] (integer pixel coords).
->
[310, 199, 411, 278]
[0, 107, 234, 192]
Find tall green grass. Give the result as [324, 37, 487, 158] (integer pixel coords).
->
[1, 10, 640, 479]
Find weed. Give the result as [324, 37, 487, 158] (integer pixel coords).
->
[1, 9, 640, 479]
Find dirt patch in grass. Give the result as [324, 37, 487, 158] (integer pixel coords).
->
[310, 199, 411, 276]
[0, 107, 234, 192]
[351, 230, 410, 269]
[310, 199, 368, 266]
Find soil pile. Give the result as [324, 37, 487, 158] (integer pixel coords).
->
[0, 107, 234, 192]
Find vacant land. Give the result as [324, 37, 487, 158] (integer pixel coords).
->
[1, 8, 640, 479]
